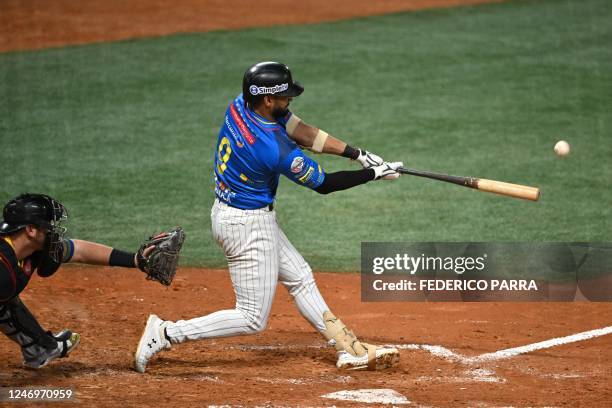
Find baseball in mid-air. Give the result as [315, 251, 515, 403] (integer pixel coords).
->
[554, 140, 570, 157]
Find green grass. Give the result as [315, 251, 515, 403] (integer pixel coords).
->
[1, 0, 610, 271]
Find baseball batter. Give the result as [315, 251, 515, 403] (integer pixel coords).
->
[135, 62, 402, 372]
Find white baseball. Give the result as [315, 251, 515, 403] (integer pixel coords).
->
[554, 140, 570, 157]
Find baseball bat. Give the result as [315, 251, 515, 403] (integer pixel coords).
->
[397, 167, 540, 201]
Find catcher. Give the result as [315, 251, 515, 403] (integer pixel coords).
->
[0, 193, 184, 369]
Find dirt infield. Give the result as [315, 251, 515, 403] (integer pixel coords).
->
[0, 0, 505, 53]
[1, 266, 610, 407]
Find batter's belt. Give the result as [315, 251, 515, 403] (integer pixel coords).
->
[215, 198, 274, 212]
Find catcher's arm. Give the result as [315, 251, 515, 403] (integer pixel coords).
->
[35, 238, 139, 278]
[58, 228, 185, 286]
[67, 240, 138, 266]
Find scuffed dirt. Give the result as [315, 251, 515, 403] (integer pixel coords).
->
[0, 266, 610, 407]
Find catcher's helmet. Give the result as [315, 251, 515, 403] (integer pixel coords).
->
[242, 62, 304, 107]
[0, 193, 67, 235]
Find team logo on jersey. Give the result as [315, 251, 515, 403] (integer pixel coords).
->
[249, 83, 289, 96]
[291, 157, 305, 173]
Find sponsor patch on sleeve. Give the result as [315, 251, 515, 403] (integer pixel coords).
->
[291, 157, 305, 173]
[298, 166, 315, 183]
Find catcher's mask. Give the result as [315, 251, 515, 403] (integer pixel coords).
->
[0, 193, 68, 262]
[242, 61, 304, 109]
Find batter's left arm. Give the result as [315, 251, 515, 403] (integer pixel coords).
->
[289, 119, 346, 155]
[286, 115, 384, 168]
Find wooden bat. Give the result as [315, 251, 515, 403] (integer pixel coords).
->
[397, 167, 540, 201]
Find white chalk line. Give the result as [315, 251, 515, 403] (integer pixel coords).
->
[472, 325, 612, 362]
[234, 325, 612, 365]
[394, 325, 612, 364]
[395, 344, 470, 363]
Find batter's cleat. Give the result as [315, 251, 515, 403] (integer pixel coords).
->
[134, 314, 170, 373]
[336, 345, 400, 371]
[23, 330, 81, 369]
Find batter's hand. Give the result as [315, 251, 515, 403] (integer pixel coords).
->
[356, 149, 384, 169]
[373, 162, 403, 180]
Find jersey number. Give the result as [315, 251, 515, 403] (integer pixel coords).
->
[217, 137, 232, 174]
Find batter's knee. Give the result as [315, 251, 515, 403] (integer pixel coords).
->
[247, 319, 268, 334]
[237, 308, 270, 335]
[282, 273, 317, 298]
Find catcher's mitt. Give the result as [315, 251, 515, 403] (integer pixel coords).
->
[136, 227, 185, 286]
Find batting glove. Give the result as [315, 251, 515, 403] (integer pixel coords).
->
[356, 149, 384, 169]
[373, 162, 403, 180]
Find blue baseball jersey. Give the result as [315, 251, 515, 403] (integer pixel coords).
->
[213, 94, 325, 210]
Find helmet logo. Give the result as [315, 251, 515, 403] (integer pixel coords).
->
[249, 83, 289, 96]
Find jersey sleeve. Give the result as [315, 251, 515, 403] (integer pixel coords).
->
[276, 110, 293, 129]
[277, 148, 326, 190]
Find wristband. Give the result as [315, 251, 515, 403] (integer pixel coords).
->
[341, 145, 360, 160]
[109, 249, 136, 268]
[61, 239, 75, 263]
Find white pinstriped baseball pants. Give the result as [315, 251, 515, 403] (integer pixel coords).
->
[165, 199, 330, 343]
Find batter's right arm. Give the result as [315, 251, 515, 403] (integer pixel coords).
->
[314, 162, 403, 194]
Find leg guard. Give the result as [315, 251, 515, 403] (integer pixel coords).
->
[322, 311, 398, 371]
[321, 311, 369, 357]
[0, 297, 79, 368]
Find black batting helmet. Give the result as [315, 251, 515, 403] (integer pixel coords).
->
[242, 62, 304, 108]
[0, 193, 67, 235]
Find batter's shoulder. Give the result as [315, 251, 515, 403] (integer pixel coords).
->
[249, 132, 281, 172]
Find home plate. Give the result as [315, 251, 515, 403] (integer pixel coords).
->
[321, 389, 410, 404]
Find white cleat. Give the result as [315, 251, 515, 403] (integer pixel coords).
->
[134, 314, 170, 373]
[336, 345, 400, 371]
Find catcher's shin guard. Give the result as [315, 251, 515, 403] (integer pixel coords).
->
[22, 330, 81, 369]
[0, 298, 80, 368]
